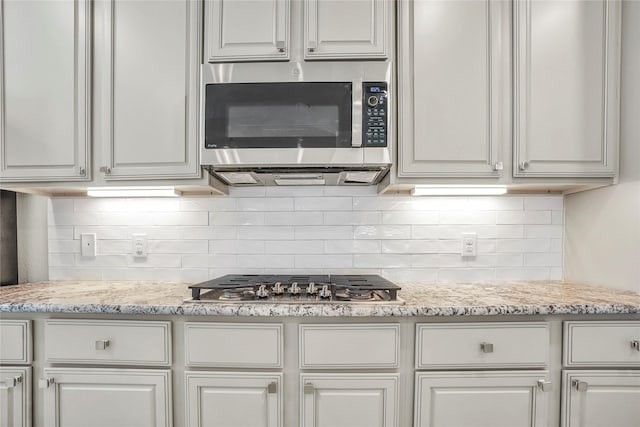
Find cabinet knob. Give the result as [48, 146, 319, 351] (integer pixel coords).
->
[78, 167, 86, 176]
[95, 339, 110, 350]
[99, 166, 112, 174]
[4, 375, 22, 388]
[519, 161, 529, 171]
[572, 379, 588, 392]
[267, 381, 277, 394]
[39, 377, 55, 389]
[480, 342, 494, 353]
[537, 380, 552, 392]
[304, 382, 314, 394]
[631, 340, 640, 351]
[276, 41, 285, 53]
[492, 162, 504, 171]
[308, 41, 317, 53]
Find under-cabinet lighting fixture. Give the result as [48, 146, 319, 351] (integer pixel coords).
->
[411, 185, 508, 196]
[86, 186, 181, 198]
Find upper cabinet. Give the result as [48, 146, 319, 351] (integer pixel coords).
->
[398, 0, 509, 178]
[95, 0, 201, 180]
[205, 0, 390, 62]
[304, 0, 390, 60]
[398, 0, 621, 182]
[206, 0, 290, 62]
[0, 0, 90, 182]
[513, 0, 621, 178]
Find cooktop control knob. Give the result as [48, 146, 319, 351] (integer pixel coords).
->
[256, 284, 269, 298]
[272, 282, 284, 295]
[289, 282, 301, 295]
[307, 282, 318, 295]
[367, 95, 378, 107]
[319, 284, 332, 299]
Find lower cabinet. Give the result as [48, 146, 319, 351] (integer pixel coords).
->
[414, 371, 551, 427]
[185, 371, 283, 427]
[0, 367, 31, 427]
[561, 370, 640, 427]
[41, 368, 171, 427]
[300, 373, 399, 427]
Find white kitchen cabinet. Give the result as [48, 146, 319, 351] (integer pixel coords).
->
[415, 371, 552, 427]
[561, 370, 640, 427]
[96, 0, 201, 180]
[304, 0, 390, 60]
[300, 373, 399, 427]
[41, 368, 171, 427]
[0, 0, 90, 182]
[398, 0, 509, 178]
[206, 0, 290, 62]
[206, 0, 389, 62]
[513, 0, 621, 178]
[185, 372, 283, 427]
[0, 367, 30, 427]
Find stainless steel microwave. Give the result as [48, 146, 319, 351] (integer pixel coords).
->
[200, 61, 392, 186]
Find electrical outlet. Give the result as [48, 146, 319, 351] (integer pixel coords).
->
[80, 233, 96, 257]
[461, 232, 477, 257]
[132, 234, 147, 258]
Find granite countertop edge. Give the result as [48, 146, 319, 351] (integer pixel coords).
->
[1, 280, 639, 317]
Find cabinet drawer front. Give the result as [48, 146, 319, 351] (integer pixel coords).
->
[300, 324, 399, 369]
[45, 320, 171, 366]
[416, 322, 549, 369]
[0, 320, 31, 364]
[564, 321, 640, 367]
[185, 323, 283, 368]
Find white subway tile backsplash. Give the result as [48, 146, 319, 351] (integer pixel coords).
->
[48, 191, 564, 282]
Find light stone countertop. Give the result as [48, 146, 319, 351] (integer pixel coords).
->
[1, 280, 639, 317]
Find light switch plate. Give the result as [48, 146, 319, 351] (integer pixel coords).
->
[80, 233, 96, 257]
[461, 232, 477, 257]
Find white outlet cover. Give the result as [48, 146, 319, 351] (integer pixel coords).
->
[80, 233, 96, 257]
[132, 234, 148, 258]
[461, 232, 477, 257]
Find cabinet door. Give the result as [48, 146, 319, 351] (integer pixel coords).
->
[206, 0, 290, 62]
[0, 0, 90, 182]
[97, 0, 200, 180]
[415, 371, 552, 427]
[300, 374, 398, 427]
[304, 0, 390, 60]
[41, 368, 171, 427]
[514, 0, 621, 177]
[398, 0, 508, 177]
[185, 372, 282, 427]
[562, 370, 640, 427]
[0, 367, 30, 427]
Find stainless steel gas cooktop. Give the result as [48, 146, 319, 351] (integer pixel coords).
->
[187, 274, 403, 304]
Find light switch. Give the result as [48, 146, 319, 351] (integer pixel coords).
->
[461, 232, 477, 257]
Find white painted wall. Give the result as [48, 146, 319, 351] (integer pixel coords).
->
[17, 193, 49, 282]
[564, 0, 640, 292]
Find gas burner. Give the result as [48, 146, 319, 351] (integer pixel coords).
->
[187, 274, 403, 304]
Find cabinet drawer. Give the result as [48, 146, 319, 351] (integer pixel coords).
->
[185, 323, 283, 368]
[299, 324, 399, 369]
[564, 321, 640, 367]
[416, 322, 549, 369]
[0, 320, 32, 364]
[45, 320, 171, 366]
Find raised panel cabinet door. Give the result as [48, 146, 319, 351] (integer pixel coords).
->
[0, 367, 30, 427]
[185, 372, 283, 427]
[0, 0, 90, 182]
[562, 370, 640, 427]
[514, 0, 621, 177]
[206, 0, 290, 61]
[414, 371, 552, 427]
[98, 0, 201, 180]
[41, 368, 171, 427]
[304, 0, 390, 59]
[300, 374, 399, 427]
[398, 0, 508, 177]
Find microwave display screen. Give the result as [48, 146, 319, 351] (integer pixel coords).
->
[205, 82, 352, 149]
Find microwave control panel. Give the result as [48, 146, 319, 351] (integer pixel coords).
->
[362, 82, 388, 147]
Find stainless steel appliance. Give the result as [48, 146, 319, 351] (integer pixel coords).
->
[200, 61, 393, 186]
[187, 274, 403, 304]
